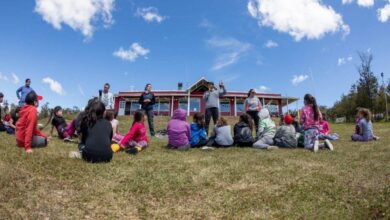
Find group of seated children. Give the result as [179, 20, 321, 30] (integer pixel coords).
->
[11, 91, 380, 163]
[166, 93, 337, 152]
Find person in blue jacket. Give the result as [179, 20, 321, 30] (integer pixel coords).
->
[190, 113, 208, 148]
[16, 78, 34, 106]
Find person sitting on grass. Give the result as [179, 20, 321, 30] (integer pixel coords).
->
[70, 101, 113, 163]
[273, 114, 297, 148]
[45, 106, 75, 142]
[318, 114, 339, 141]
[167, 109, 191, 151]
[300, 94, 333, 152]
[233, 113, 255, 147]
[202, 117, 234, 150]
[190, 113, 208, 148]
[105, 110, 122, 143]
[253, 109, 276, 150]
[15, 92, 47, 153]
[3, 106, 16, 134]
[116, 110, 149, 155]
[351, 108, 379, 142]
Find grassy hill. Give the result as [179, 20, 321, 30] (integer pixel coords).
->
[0, 116, 389, 219]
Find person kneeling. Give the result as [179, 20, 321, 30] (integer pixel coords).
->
[15, 92, 47, 153]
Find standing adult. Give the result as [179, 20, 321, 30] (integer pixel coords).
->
[100, 83, 114, 110]
[203, 81, 227, 134]
[139, 83, 156, 136]
[245, 89, 262, 133]
[16, 78, 34, 106]
[0, 92, 5, 132]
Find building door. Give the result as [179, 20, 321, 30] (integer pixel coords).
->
[118, 101, 126, 116]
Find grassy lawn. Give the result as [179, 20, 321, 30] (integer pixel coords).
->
[0, 116, 389, 219]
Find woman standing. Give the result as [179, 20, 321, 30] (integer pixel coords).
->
[139, 83, 156, 136]
[245, 89, 262, 133]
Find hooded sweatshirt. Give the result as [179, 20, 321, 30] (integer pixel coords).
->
[257, 109, 276, 139]
[214, 125, 234, 146]
[203, 87, 227, 109]
[15, 105, 46, 151]
[190, 123, 207, 146]
[234, 121, 254, 145]
[273, 124, 297, 148]
[167, 109, 191, 147]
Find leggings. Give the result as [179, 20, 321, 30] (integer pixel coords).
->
[205, 107, 219, 135]
[32, 136, 48, 148]
[247, 111, 260, 133]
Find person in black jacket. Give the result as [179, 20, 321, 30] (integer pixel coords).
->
[139, 83, 156, 136]
[77, 101, 113, 163]
[234, 113, 255, 147]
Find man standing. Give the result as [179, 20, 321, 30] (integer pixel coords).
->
[139, 83, 156, 136]
[0, 92, 5, 131]
[100, 83, 114, 110]
[16, 78, 34, 106]
[203, 81, 227, 134]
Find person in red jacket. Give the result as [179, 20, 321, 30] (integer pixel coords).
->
[15, 92, 47, 153]
[118, 110, 148, 155]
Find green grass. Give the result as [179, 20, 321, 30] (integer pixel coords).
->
[1, 117, 389, 219]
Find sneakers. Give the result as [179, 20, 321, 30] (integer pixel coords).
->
[267, 146, 279, 150]
[324, 139, 334, 151]
[126, 146, 142, 155]
[313, 140, 319, 153]
[63, 137, 73, 143]
[201, 146, 215, 151]
[69, 151, 81, 159]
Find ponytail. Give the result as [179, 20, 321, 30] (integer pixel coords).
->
[44, 106, 62, 129]
[304, 94, 320, 121]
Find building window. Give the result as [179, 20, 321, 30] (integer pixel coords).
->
[119, 101, 125, 109]
[220, 101, 230, 113]
[130, 102, 140, 112]
[156, 101, 170, 112]
[236, 101, 244, 113]
[178, 98, 201, 112]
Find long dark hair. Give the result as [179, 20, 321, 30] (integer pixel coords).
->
[239, 113, 254, 130]
[133, 110, 145, 126]
[304, 94, 320, 121]
[144, 83, 151, 91]
[105, 109, 115, 121]
[247, 89, 256, 98]
[82, 101, 106, 130]
[193, 113, 205, 128]
[44, 106, 62, 128]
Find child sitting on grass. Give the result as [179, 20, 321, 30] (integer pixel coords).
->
[71, 101, 113, 163]
[351, 108, 379, 142]
[300, 94, 333, 152]
[105, 110, 122, 143]
[234, 113, 255, 147]
[203, 117, 233, 149]
[118, 110, 149, 155]
[15, 92, 47, 153]
[45, 106, 75, 142]
[167, 109, 191, 150]
[273, 114, 297, 148]
[190, 113, 208, 148]
[253, 109, 276, 149]
[3, 106, 16, 134]
[318, 114, 339, 141]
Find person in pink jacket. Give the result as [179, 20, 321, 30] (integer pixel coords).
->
[119, 110, 149, 155]
[167, 109, 191, 150]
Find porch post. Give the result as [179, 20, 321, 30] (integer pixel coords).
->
[286, 96, 289, 113]
[171, 96, 174, 117]
[234, 96, 237, 117]
[187, 90, 190, 116]
[262, 97, 265, 106]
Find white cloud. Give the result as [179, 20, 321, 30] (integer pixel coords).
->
[342, 0, 375, 7]
[42, 77, 65, 95]
[207, 37, 251, 70]
[292, 74, 309, 86]
[264, 40, 278, 48]
[113, 43, 150, 62]
[248, 0, 350, 41]
[200, 18, 214, 29]
[11, 73, 20, 84]
[378, 1, 390, 22]
[0, 72, 8, 81]
[135, 7, 166, 23]
[256, 85, 270, 92]
[35, 0, 114, 38]
[78, 84, 85, 97]
[338, 55, 353, 66]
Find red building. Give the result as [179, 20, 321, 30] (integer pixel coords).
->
[114, 78, 298, 116]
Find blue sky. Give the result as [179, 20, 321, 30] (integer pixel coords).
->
[0, 0, 389, 109]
